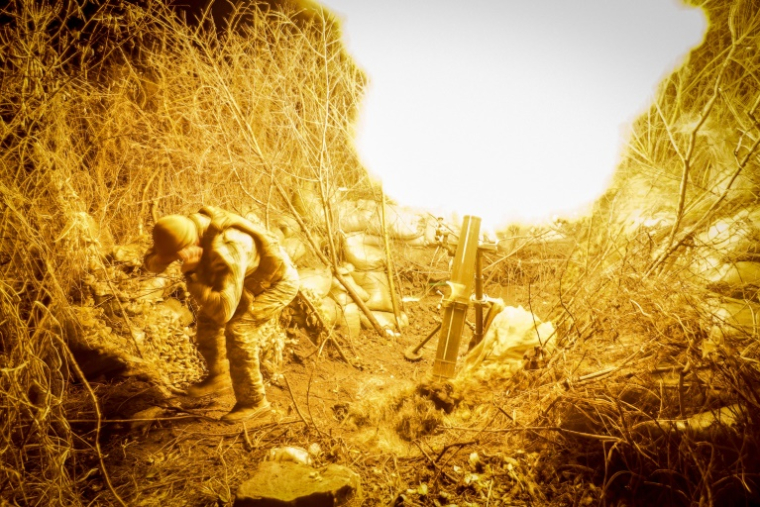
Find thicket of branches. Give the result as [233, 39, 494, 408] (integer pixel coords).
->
[2, 0, 760, 505]
[495, 1, 760, 504]
[0, 1, 367, 504]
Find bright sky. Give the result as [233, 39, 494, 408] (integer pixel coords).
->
[320, 0, 706, 228]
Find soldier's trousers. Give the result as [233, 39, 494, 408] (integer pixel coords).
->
[195, 263, 299, 406]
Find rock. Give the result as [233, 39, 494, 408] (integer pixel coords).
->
[267, 446, 312, 466]
[130, 406, 170, 436]
[234, 461, 362, 507]
[160, 297, 194, 327]
[706, 261, 760, 298]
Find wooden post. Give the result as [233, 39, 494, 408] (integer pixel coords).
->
[379, 185, 402, 332]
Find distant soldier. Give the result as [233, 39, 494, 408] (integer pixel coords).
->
[144, 206, 299, 423]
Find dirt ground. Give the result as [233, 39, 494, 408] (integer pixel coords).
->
[63, 247, 565, 507]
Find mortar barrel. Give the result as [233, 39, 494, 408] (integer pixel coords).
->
[432, 215, 481, 380]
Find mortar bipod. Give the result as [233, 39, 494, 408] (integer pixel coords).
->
[431, 216, 498, 380]
[404, 293, 500, 362]
[403, 215, 498, 370]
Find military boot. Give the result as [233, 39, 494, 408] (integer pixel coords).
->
[220, 399, 272, 424]
[186, 374, 233, 398]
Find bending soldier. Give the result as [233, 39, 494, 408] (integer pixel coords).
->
[144, 206, 299, 423]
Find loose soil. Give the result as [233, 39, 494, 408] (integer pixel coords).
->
[65, 250, 559, 507]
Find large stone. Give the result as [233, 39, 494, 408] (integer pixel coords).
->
[235, 462, 362, 507]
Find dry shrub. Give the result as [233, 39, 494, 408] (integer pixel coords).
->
[432, 4, 760, 505]
[485, 2, 760, 504]
[0, 0, 367, 504]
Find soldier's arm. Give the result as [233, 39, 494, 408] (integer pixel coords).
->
[143, 247, 174, 273]
[185, 230, 253, 325]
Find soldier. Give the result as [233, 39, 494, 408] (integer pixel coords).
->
[144, 206, 299, 423]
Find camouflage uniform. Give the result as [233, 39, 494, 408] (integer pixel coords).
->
[145, 206, 299, 407]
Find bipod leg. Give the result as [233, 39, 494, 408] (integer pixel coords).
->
[404, 322, 442, 361]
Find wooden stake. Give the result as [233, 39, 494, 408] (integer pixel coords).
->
[378, 185, 402, 332]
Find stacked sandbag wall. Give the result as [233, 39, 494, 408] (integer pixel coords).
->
[294, 197, 440, 336]
[690, 209, 760, 340]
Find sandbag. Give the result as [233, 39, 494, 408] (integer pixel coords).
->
[340, 303, 362, 338]
[292, 184, 326, 225]
[329, 274, 370, 306]
[708, 298, 760, 340]
[283, 236, 308, 265]
[351, 270, 393, 312]
[342, 233, 385, 271]
[353, 234, 385, 247]
[338, 199, 378, 233]
[319, 297, 342, 328]
[698, 209, 760, 252]
[460, 305, 555, 381]
[298, 267, 332, 298]
[718, 261, 760, 287]
[275, 215, 301, 238]
[367, 205, 425, 240]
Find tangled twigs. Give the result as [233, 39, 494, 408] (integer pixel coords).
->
[41, 306, 127, 507]
[435, 440, 477, 462]
[296, 290, 359, 368]
[282, 373, 308, 428]
[413, 440, 456, 484]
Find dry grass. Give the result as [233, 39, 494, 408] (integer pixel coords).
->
[2, 0, 760, 505]
[434, 1, 760, 504]
[0, 1, 367, 504]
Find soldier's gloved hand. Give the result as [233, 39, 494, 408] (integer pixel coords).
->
[179, 245, 203, 274]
